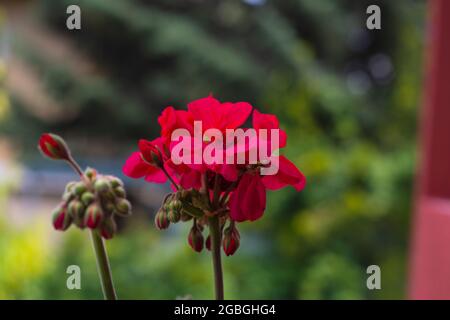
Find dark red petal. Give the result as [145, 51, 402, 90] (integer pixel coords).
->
[123, 152, 155, 178]
[220, 101, 253, 129]
[143, 165, 167, 183]
[262, 155, 306, 191]
[230, 174, 266, 222]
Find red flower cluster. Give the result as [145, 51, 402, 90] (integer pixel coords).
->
[123, 96, 306, 223]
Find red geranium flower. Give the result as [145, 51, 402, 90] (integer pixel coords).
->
[123, 95, 306, 254]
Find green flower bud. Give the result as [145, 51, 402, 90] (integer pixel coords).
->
[100, 217, 117, 239]
[81, 192, 95, 206]
[68, 200, 85, 219]
[84, 167, 97, 181]
[65, 181, 76, 194]
[163, 194, 175, 211]
[172, 199, 182, 211]
[62, 190, 74, 202]
[103, 201, 116, 216]
[155, 209, 170, 230]
[107, 176, 124, 189]
[167, 209, 181, 223]
[113, 186, 126, 198]
[94, 178, 110, 194]
[84, 203, 104, 229]
[68, 200, 86, 229]
[74, 181, 87, 197]
[101, 190, 116, 202]
[115, 198, 132, 216]
[52, 204, 72, 231]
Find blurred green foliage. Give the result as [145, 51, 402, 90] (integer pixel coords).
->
[0, 0, 424, 299]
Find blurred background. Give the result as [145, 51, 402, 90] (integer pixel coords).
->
[0, 0, 425, 299]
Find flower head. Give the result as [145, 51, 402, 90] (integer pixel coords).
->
[123, 95, 306, 253]
[38, 133, 134, 240]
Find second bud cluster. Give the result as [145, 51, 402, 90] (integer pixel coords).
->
[52, 167, 132, 239]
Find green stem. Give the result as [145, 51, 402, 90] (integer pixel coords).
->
[209, 215, 224, 300]
[67, 156, 84, 177]
[90, 230, 117, 300]
[161, 166, 180, 190]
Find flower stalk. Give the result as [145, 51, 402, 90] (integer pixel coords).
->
[208, 215, 224, 300]
[71, 157, 118, 300]
[90, 230, 117, 300]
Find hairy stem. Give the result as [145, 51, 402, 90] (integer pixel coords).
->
[90, 231, 118, 300]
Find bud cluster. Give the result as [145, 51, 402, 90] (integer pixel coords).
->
[154, 189, 201, 230]
[154, 188, 240, 256]
[52, 167, 132, 239]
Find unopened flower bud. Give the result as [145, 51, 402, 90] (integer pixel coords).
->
[68, 200, 84, 219]
[100, 217, 117, 239]
[68, 200, 86, 229]
[188, 225, 204, 253]
[115, 198, 132, 216]
[102, 190, 116, 202]
[81, 191, 95, 206]
[156, 209, 170, 229]
[52, 204, 72, 231]
[64, 181, 76, 194]
[84, 167, 97, 181]
[103, 201, 116, 216]
[38, 133, 70, 161]
[172, 199, 182, 211]
[84, 203, 104, 229]
[222, 225, 240, 256]
[155, 209, 170, 230]
[139, 139, 163, 167]
[74, 181, 87, 197]
[94, 178, 110, 194]
[167, 209, 181, 223]
[106, 176, 124, 189]
[63, 189, 74, 202]
[113, 186, 126, 198]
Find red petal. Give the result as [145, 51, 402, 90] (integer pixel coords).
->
[123, 152, 151, 178]
[123, 152, 166, 184]
[253, 109, 287, 148]
[262, 155, 306, 191]
[188, 96, 221, 130]
[219, 101, 253, 129]
[230, 174, 266, 222]
[158, 107, 193, 138]
[143, 166, 167, 183]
